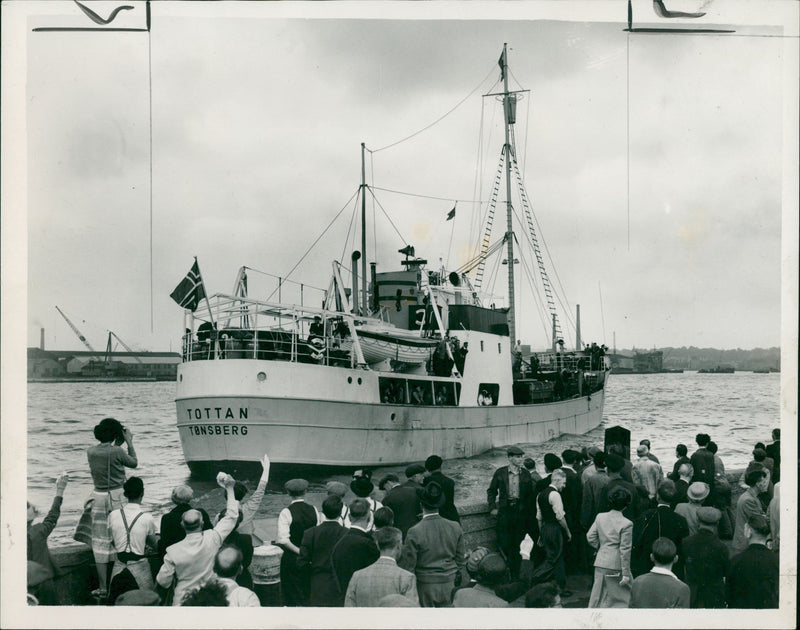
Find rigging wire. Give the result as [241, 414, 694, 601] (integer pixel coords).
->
[339, 190, 362, 267]
[366, 188, 409, 246]
[243, 266, 327, 294]
[370, 186, 489, 205]
[147, 21, 153, 332]
[265, 188, 359, 302]
[370, 67, 499, 154]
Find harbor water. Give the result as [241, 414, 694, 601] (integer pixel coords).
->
[27, 371, 781, 547]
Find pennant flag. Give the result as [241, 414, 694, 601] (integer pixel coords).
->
[446, 206, 456, 221]
[170, 259, 206, 311]
[498, 49, 506, 80]
[32, 0, 150, 33]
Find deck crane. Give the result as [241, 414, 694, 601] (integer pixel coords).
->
[105, 331, 144, 365]
[55, 306, 97, 352]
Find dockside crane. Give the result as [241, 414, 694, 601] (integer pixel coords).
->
[55, 306, 97, 352]
[105, 331, 144, 365]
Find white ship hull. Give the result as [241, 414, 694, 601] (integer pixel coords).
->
[175, 358, 605, 474]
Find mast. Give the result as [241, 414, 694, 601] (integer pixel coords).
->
[360, 142, 368, 316]
[500, 43, 517, 344]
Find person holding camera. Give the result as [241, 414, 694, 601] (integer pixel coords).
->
[86, 417, 138, 600]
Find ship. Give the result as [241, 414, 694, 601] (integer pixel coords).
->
[172, 45, 609, 477]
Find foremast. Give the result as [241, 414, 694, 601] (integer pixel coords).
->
[500, 43, 517, 346]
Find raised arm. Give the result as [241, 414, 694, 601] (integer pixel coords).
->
[119, 427, 138, 468]
[213, 474, 239, 543]
[41, 473, 69, 537]
[240, 454, 271, 528]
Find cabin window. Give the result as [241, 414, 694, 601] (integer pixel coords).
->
[433, 381, 456, 406]
[480, 341, 484, 352]
[477, 383, 499, 406]
[379, 377, 407, 404]
[409, 380, 434, 405]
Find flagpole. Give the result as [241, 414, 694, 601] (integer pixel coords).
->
[194, 256, 216, 329]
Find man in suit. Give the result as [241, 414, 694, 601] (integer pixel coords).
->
[345, 527, 418, 607]
[452, 553, 509, 608]
[727, 513, 779, 608]
[730, 468, 770, 556]
[639, 439, 660, 465]
[580, 451, 609, 532]
[298, 495, 347, 607]
[534, 453, 563, 495]
[689, 433, 715, 486]
[383, 464, 425, 539]
[630, 537, 690, 608]
[487, 446, 537, 580]
[764, 428, 780, 483]
[559, 450, 585, 574]
[331, 499, 380, 602]
[630, 480, 689, 579]
[158, 484, 213, 562]
[599, 453, 641, 522]
[156, 472, 239, 606]
[681, 507, 729, 608]
[423, 455, 460, 523]
[672, 463, 692, 507]
[668, 444, 690, 481]
[398, 481, 467, 607]
[632, 445, 663, 503]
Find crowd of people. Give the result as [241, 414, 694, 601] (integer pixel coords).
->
[26, 417, 781, 609]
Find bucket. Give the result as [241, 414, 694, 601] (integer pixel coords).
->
[251, 544, 283, 585]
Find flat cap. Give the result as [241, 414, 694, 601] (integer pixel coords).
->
[425, 455, 443, 471]
[326, 481, 348, 497]
[114, 589, 161, 606]
[543, 453, 563, 471]
[285, 479, 309, 494]
[697, 506, 722, 524]
[506, 446, 524, 456]
[405, 463, 426, 477]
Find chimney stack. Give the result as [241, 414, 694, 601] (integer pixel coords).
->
[40, 327, 45, 351]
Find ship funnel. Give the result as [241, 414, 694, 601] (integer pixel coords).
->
[351, 251, 361, 314]
[448, 271, 460, 286]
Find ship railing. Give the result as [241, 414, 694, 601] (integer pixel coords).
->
[180, 293, 376, 367]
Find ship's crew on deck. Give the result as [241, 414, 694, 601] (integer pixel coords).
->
[668, 443, 690, 481]
[383, 464, 425, 540]
[276, 478, 318, 606]
[156, 471, 239, 606]
[534, 468, 571, 593]
[630, 480, 689, 579]
[298, 495, 348, 607]
[309, 315, 324, 340]
[398, 481, 467, 607]
[690, 433, 715, 486]
[86, 417, 138, 600]
[629, 537, 690, 609]
[344, 527, 418, 607]
[632, 445, 663, 502]
[681, 506, 729, 608]
[159, 486, 213, 564]
[765, 428, 780, 483]
[423, 455, 460, 523]
[27, 473, 68, 605]
[675, 482, 710, 538]
[586, 486, 633, 608]
[730, 468, 769, 557]
[727, 514, 779, 608]
[487, 446, 537, 580]
[331, 499, 380, 603]
[212, 545, 261, 606]
[107, 476, 158, 604]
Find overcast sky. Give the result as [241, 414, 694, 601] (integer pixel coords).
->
[13, 1, 799, 354]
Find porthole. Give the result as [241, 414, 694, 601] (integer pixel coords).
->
[390, 413, 396, 421]
[348, 376, 353, 384]
[257, 372, 267, 382]
[357, 377, 362, 385]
